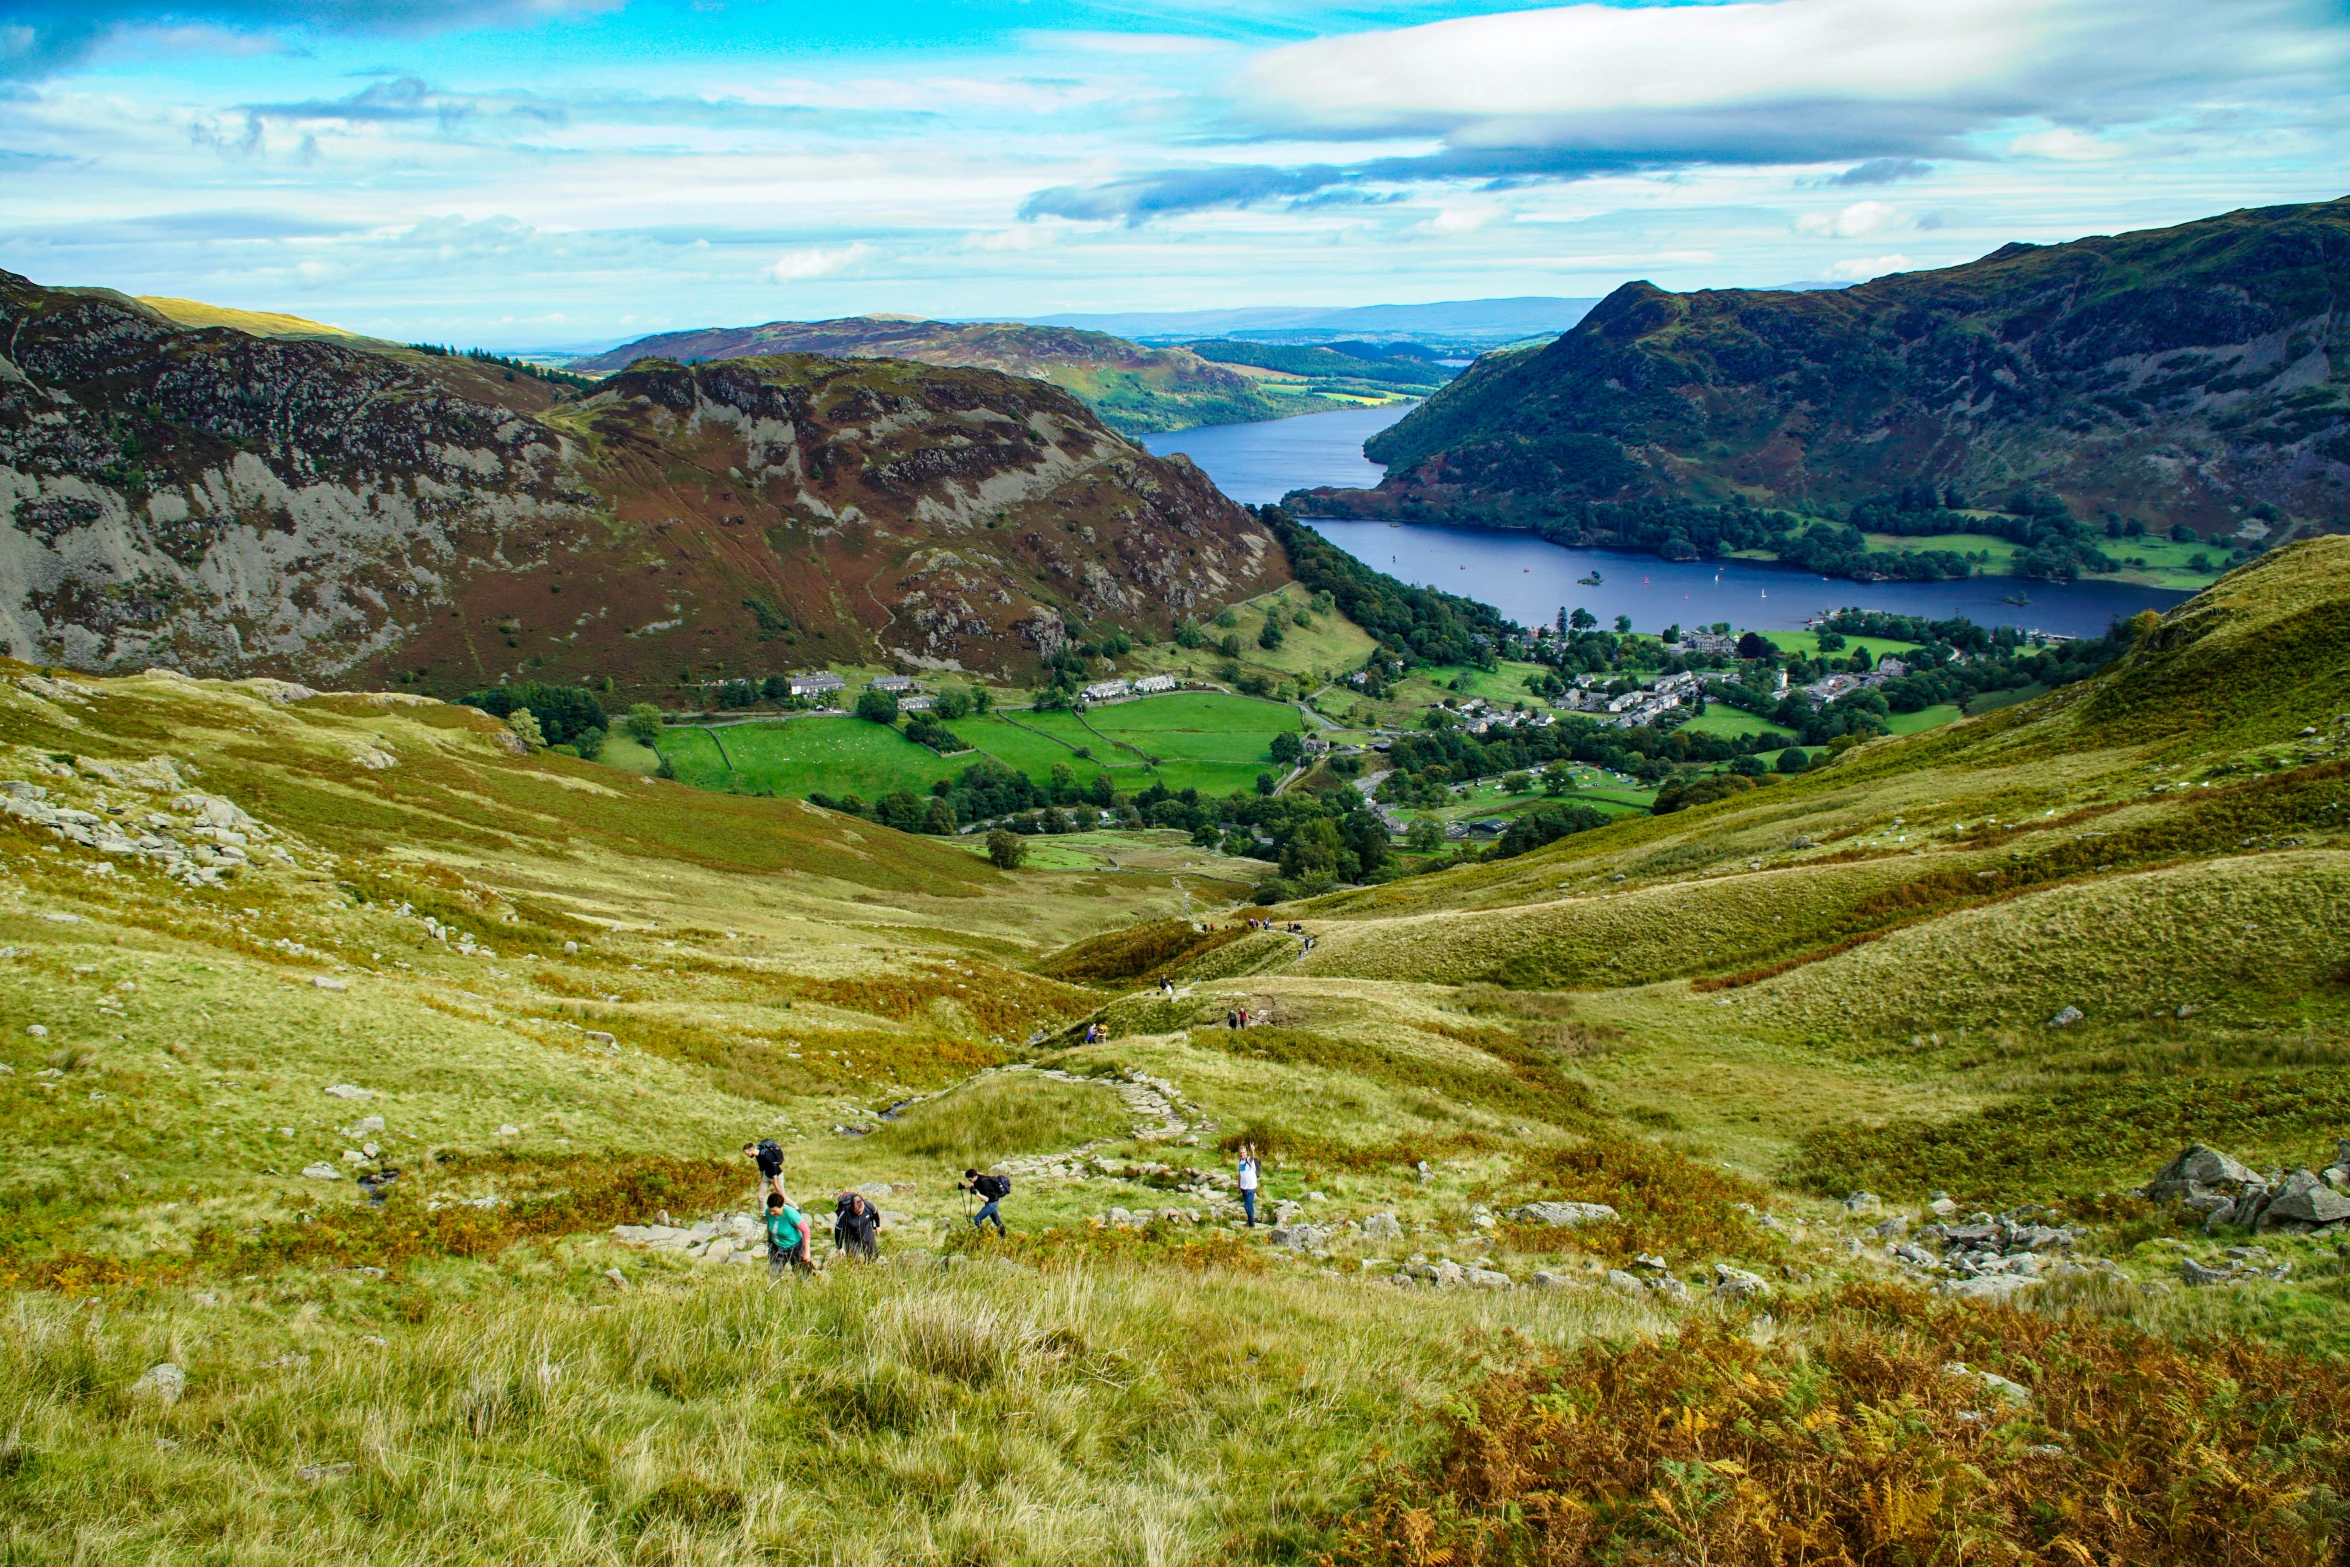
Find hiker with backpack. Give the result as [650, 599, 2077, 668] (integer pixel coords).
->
[834, 1190, 881, 1259]
[765, 1192, 811, 1277]
[744, 1138, 786, 1201]
[962, 1168, 1010, 1234]
[1236, 1142, 1261, 1227]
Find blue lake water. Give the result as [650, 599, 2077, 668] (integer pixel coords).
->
[1146, 403, 2191, 639]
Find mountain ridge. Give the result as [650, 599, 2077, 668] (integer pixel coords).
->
[1292, 198, 2350, 543]
[0, 273, 1285, 687]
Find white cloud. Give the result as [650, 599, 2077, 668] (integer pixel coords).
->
[1797, 200, 1898, 237]
[769, 243, 873, 283]
[1827, 253, 1913, 280]
[2008, 127, 2125, 160]
[1246, 0, 2051, 127]
[1424, 204, 1508, 235]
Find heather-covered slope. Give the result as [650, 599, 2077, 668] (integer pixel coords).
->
[574, 316, 1308, 435]
[0, 275, 1285, 686]
[1298, 197, 2350, 538]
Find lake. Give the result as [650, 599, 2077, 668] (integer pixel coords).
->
[1145, 403, 2190, 639]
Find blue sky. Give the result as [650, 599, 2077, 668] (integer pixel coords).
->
[2, 0, 2344, 349]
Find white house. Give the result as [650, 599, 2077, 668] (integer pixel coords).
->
[1081, 679, 1132, 703]
[788, 672, 845, 698]
[1132, 674, 1178, 695]
[870, 675, 918, 693]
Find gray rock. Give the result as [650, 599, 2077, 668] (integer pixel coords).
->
[1464, 1267, 1513, 1289]
[300, 1162, 342, 1180]
[2046, 1006, 2084, 1027]
[2261, 1169, 2350, 1226]
[348, 1115, 386, 1136]
[1842, 1191, 1882, 1214]
[1943, 1274, 2042, 1303]
[603, 1267, 629, 1289]
[1514, 1200, 1621, 1228]
[2148, 1145, 2260, 1200]
[1603, 1269, 1646, 1298]
[1529, 1270, 1575, 1289]
[1943, 1361, 2030, 1405]
[1710, 1263, 1770, 1300]
[1360, 1211, 1404, 1241]
[323, 1083, 375, 1101]
[1871, 1215, 1910, 1239]
[131, 1363, 186, 1404]
[1271, 1224, 1331, 1251]
[1644, 1274, 1692, 1303]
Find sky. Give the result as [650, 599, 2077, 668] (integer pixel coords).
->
[1, 0, 2345, 350]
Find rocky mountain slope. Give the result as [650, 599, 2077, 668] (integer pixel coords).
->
[0, 274, 1285, 686]
[1296, 198, 2350, 538]
[573, 316, 1309, 435]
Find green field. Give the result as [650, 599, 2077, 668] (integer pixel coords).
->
[1675, 707, 1796, 744]
[657, 717, 964, 798]
[650, 695, 1304, 804]
[1885, 702, 1965, 735]
[1757, 630, 1928, 660]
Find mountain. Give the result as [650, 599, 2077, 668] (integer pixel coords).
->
[570, 316, 1314, 435]
[136, 296, 368, 343]
[0, 272, 1285, 686]
[1293, 199, 2350, 541]
[1182, 339, 1455, 395]
[1037, 296, 1600, 345]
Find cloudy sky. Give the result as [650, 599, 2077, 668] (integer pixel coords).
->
[2, 0, 2344, 348]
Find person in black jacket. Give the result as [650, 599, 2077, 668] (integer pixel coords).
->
[961, 1168, 1009, 1234]
[834, 1191, 881, 1258]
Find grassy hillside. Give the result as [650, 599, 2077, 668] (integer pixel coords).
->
[570, 316, 1336, 435]
[9, 540, 2350, 1563]
[135, 296, 363, 340]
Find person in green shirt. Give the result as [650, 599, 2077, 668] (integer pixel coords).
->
[765, 1192, 810, 1277]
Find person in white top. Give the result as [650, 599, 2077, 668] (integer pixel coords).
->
[1236, 1142, 1261, 1227]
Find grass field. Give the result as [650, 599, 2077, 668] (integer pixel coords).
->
[7, 539, 2350, 1564]
[1675, 707, 1797, 743]
[657, 716, 965, 797]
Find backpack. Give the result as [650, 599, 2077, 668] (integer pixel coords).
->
[755, 1138, 784, 1166]
[979, 1174, 1011, 1200]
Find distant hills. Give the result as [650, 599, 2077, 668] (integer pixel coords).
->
[1037, 297, 1601, 345]
[0, 275, 1287, 685]
[571, 317, 1327, 436]
[1293, 199, 2350, 546]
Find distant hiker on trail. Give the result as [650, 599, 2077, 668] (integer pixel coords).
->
[962, 1168, 1010, 1234]
[1236, 1143, 1261, 1227]
[1159, 975, 1174, 996]
[834, 1190, 881, 1259]
[766, 1192, 810, 1277]
[1083, 1021, 1104, 1045]
[744, 1138, 786, 1201]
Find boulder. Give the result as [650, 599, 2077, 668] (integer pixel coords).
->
[1529, 1270, 1575, 1289]
[130, 1363, 186, 1404]
[1603, 1269, 1646, 1298]
[1270, 1224, 1330, 1251]
[1842, 1192, 1882, 1214]
[1514, 1201, 1620, 1228]
[2147, 1145, 2260, 1200]
[1710, 1263, 1770, 1300]
[2046, 1006, 2084, 1027]
[323, 1083, 375, 1101]
[2260, 1169, 2350, 1226]
[1871, 1215, 1909, 1239]
[1464, 1267, 1513, 1289]
[300, 1162, 342, 1180]
[1360, 1211, 1404, 1241]
[1926, 1192, 1957, 1220]
[1943, 1274, 2041, 1303]
[1943, 1361, 2031, 1405]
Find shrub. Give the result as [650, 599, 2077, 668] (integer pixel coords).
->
[624, 702, 663, 746]
[1490, 801, 1609, 858]
[1329, 1284, 2350, 1567]
[985, 829, 1028, 870]
[854, 688, 899, 724]
[1498, 1136, 1772, 1263]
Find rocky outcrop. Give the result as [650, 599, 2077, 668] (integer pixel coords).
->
[0, 276, 1285, 685]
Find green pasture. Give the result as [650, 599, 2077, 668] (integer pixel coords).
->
[1675, 708, 1796, 744]
[655, 717, 958, 798]
[1885, 703, 1965, 735]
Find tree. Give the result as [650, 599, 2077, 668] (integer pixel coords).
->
[854, 688, 899, 724]
[1086, 771, 1115, 807]
[506, 708, 545, 750]
[1048, 762, 1080, 804]
[1405, 818, 1445, 854]
[465, 682, 608, 746]
[1775, 747, 1811, 774]
[1256, 772, 1277, 797]
[985, 829, 1028, 869]
[1614, 615, 1633, 634]
[1268, 731, 1303, 766]
[624, 703, 663, 746]
[1175, 619, 1205, 649]
[924, 798, 957, 835]
[1569, 607, 1598, 632]
[932, 687, 972, 721]
[1736, 631, 1775, 660]
[1258, 618, 1285, 650]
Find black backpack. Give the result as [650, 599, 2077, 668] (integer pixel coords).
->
[755, 1138, 784, 1167]
[979, 1174, 1011, 1200]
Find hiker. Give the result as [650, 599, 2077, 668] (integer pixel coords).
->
[743, 1138, 786, 1201]
[1225, 1008, 1238, 1030]
[834, 1190, 881, 1259]
[765, 1191, 811, 1277]
[962, 1167, 1010, 1234]
[1236, 1142, 1261, 1227]
[1159, 974, 1174, 996]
